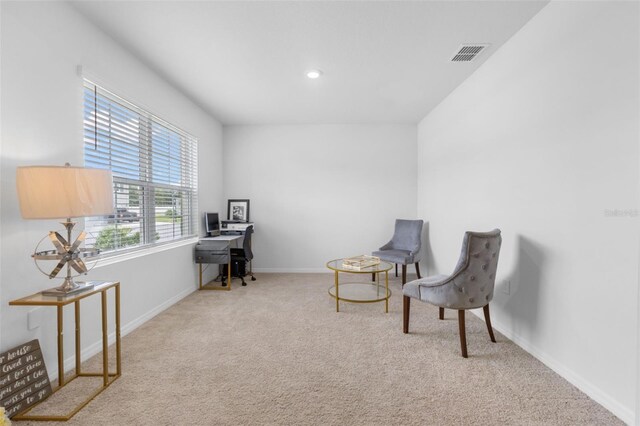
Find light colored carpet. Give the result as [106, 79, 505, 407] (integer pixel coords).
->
[19, 273, 621, 425]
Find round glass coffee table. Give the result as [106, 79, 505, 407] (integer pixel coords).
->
[326, 259, 393, 313]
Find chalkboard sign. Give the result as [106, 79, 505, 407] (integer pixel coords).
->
[0, 339, 52, 418]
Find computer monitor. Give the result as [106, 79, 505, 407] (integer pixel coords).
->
[204, 212, 220, 237]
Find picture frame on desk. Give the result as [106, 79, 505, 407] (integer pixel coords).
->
[228, 199, 250, 222]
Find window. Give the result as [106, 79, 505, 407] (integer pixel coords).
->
[83, 80, 198, 256]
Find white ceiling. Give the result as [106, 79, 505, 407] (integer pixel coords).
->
[71, 1, 548, 125]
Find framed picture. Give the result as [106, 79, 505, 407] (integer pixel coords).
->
[227, 199, 250, 222]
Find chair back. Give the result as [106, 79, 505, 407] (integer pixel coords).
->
[390, 219, 424, 254]
[445, 229, 502, 309]
[242, 225, 254, 261]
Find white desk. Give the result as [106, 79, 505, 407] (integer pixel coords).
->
[200, 235, 243, 242]
[195, 235, 242, 291]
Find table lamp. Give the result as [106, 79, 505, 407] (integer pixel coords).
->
[16, 164, 114, 296]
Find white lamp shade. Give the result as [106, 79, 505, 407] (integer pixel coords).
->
[16, 166, 114, 219]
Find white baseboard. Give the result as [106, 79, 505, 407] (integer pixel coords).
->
[470, 310, 634, 425]
[55, 286, 195, 381]
[118, 287, 196, 337]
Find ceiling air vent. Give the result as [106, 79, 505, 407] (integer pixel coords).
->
[450, 44, 489, 62]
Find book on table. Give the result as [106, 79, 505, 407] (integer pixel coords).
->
[342, 255, 380, 270]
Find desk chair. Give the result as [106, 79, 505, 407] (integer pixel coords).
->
[223, 225, 255, 286]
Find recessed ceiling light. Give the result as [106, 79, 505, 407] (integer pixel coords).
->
[306, 69, 323, 79]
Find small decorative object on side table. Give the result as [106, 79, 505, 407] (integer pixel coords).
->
[341, 255, 380, 270]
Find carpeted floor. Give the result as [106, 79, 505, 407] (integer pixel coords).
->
[19, 273, 621, 425]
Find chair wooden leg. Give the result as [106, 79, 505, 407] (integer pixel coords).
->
[395, 264, 398, 277]
[415, 262, 421, 279]
[458, 310, 468, 358]
[403, 296, 410, 333]
[402, 264, 407, 286]
[483, 304, 497, 343]
[439, 307, 444, 320]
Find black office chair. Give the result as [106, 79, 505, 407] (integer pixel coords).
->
[226, 225, 255, 286]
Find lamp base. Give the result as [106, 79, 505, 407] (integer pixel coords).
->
[42, 280, 95, 297]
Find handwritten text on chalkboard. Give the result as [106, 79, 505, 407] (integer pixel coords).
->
[0, 340, 52, 418]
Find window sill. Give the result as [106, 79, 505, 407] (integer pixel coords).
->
[86, 237, 199, 269]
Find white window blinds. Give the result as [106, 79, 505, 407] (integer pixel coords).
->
[83, 80, 198, 254]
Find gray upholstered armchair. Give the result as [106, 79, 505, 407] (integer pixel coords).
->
[372, 219, 424, 285]
[402, 229, 502, 358]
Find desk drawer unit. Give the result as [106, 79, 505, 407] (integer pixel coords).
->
[195, 250, 228, 264]
[194, 246, 229, 264]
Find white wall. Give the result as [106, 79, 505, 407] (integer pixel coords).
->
[0, 2, 223, 375]
[417, 1, 638, 423]
[223, 125, 417, 271]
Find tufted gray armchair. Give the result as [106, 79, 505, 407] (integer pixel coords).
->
[402, 229, 502, 358]
[372, 219, 424, 285]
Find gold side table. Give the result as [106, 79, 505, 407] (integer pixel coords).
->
[9, 281, 121, 421]
[326, 260, 393, 313]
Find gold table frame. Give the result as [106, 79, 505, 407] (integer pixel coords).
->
[199, 262, 233, 291]
[9, 281, 121, 421]
[326, 259, 393, 313]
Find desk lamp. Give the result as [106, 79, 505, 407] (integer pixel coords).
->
[16, 164, 114, 296]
